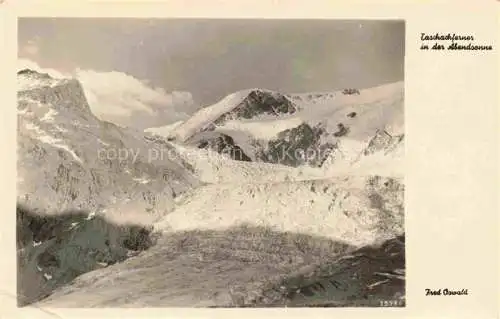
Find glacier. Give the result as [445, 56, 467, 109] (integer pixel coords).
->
[17, 69, 405, 307]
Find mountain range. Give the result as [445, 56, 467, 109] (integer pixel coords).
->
[16, 69, 405, 307]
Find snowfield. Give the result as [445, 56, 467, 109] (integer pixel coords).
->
[144, 120, 184, 138]
[17, 69, 405, 307]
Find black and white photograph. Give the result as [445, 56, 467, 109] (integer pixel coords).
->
[16, 18, 405, 307]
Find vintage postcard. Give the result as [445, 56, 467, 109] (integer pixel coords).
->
[0, 1, 498, 318]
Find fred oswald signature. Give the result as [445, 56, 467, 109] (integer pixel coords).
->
[425, 288, 469, 296]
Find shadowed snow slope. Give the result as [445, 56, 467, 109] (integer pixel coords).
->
[35, 227, 404, 307]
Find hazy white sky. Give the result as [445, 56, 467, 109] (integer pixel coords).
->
[18, 18, 404, 128]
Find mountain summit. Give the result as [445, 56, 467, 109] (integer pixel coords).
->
[149, 82, 404, 169]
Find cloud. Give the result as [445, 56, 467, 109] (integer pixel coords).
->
[20, 36, 41, 56]
[76, 69, 195, 129]
[17, 59, 197, 129]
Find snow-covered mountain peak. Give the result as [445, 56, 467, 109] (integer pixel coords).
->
[172, 88, 298, 142]
[18, 69, 93, 116]
[18, 68, 67, 89]
[162, 81, 404, 169]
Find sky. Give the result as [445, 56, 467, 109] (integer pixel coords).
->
[18, 18, 405, 129]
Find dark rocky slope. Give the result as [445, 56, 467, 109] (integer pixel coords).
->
[17, 204, 157, 306]
[205, 90, 297, 129]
